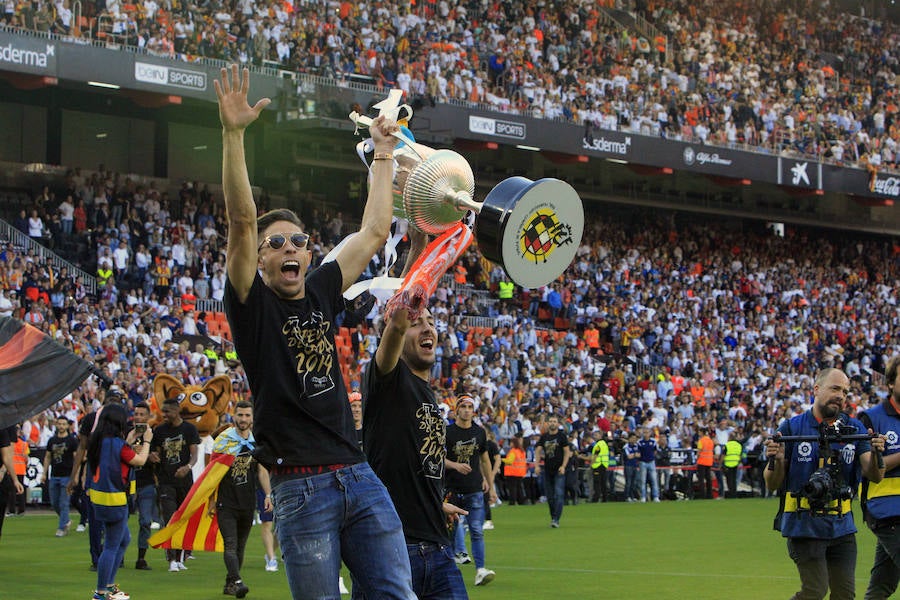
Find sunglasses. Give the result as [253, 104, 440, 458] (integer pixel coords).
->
[258, 232, 310, 252]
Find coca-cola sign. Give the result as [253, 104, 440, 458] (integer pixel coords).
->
[872, 176, 900, 197]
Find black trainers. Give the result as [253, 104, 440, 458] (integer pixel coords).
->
[134, 559, 151, 570]
[223, 580, 249, 598]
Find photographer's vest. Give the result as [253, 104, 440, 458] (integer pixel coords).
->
[591, 440, 609, 469]
[860, 403, 900, 521]
[88, 437, 134, 507]
[777, 411, 865, 539]
[723, 440, 742, 468]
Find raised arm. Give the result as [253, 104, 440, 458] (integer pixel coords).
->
[334, 116, 400, 292]
[215, 65, 271, 303]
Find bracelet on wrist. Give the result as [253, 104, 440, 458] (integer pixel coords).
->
[372, 152, 393, 161]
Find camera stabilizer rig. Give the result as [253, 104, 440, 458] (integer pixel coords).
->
[767, 418, 883, 516]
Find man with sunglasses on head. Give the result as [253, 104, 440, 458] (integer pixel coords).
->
[216, 65, 415, 600]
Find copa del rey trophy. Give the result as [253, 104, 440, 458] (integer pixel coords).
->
[349, 90, 584, 292]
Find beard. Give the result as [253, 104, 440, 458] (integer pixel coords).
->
[819, 401, 841, 419]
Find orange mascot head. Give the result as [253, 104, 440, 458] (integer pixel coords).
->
[152, 373, 233, 437]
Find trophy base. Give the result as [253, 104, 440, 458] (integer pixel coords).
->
[476, 177, 584, 289]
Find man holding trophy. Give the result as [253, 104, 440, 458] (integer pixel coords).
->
[217, 66, 416, 600]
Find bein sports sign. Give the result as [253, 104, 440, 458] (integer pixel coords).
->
[135, 61, 207, 91]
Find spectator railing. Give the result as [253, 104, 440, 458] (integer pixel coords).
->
[0, 219, 97, 296]
[196, 298, 223, 313]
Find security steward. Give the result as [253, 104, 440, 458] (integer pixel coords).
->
[765, 368, 885, 600]
[860, 356, 900, 600]
[590, 431, 609, 503]
[723, 433, 743, 499]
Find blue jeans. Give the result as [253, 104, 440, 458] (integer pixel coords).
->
[94, 504, 130, 592]
[353, 543, 468, 600]
[88, 498, 106, 566]
[451, 491, 486, 569]
[638, 461, 659, 501]
[624, 465, 638, 500]
[49, 476, 71, 529]
[136, 485, 156, 550]
[271, 462, 415, 600]
[542, 470, 565, 522]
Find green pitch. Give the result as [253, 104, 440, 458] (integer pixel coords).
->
[0, 499, 885, 598]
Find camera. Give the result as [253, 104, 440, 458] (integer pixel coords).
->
[770, 417, 874, 516]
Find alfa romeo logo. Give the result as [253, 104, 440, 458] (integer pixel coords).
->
[683, 147, 695, 166]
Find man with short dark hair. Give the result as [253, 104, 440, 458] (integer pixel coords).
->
[40, 416, 79, 536]
[216, 65, 413, 599]
[361, 299, 469, 599]
[150, 398, 200, 572]
[446, 395, 496, 586]
[535, 414, 571, 527]
[132, 402, 156, 570]
[213, 401, 272, 598]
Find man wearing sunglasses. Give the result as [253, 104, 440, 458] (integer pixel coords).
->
[216, 65, 415, 600]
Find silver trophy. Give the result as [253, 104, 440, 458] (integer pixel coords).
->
[351, 93, 585, 288]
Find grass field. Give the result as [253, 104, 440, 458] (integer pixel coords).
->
[0, 498, 886, 599]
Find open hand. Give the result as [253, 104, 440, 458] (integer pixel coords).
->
[214, 65, 272, 132]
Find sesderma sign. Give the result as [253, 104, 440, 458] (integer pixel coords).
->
[0, 41, 55, 71]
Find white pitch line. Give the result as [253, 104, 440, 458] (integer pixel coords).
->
[493, 565, 795, 580]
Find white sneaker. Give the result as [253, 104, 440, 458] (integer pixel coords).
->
[265, 556, 278, 572]
[76, 524, 86, 532]
[177, 562, 188, 571]
[150, 522, 161, 530]
[474, 567, 495, 586]
[454, 552, 471, 565]
[338, 576, 350, 595]
[169, 561, 180, 572]
[653, 498, 661, 503]
[483, 520, 494, 530]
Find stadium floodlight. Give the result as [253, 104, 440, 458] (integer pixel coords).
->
[605, 158, 629, 165]
[88, 81, 120, 90]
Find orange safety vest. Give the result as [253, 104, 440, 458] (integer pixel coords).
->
[503, 447, 527, 478]
[584, 329, 600, 349]
[697, 435, 714, 467]
[27, 422, 40, 446]
[12, 439, 29, 475]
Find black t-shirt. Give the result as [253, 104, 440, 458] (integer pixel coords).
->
[446, 422, 487, 494]
[486, 438, 500, 477]
[217, 446, 257, 512]
[150, 420, 200, 486]
[0, 425, 13, 448]
[224, 264, 363, 468]
[538, 430, 569, 472]
[130, 426, 155, 488]
[362, 359, 448, 545]
[46, 433, 79, 477]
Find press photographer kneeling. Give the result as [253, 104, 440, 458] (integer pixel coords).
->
[765, 368, 886, 600]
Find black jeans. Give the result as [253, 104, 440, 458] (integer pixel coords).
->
[865, 522, 900, 599]
[696, 465, 713, 499]
[787, 534, 856, 600]
[592, 467, 608, 502]
[505, 476, 525, 505]
[158, 482, 191, 562]
[725, 466, 738, 498]
[218, 505, 253, 583]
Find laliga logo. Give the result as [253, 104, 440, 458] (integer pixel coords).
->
[798, 442, 813, 458]
[518, 208, 574, 265]
[841, 444, 856, 465]
[886, 430, 899, 447]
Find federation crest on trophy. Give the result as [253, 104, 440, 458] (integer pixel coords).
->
[349, 89, 584, 291]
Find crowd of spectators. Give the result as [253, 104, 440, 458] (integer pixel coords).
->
[3, 160, 899, 502]
[3, 0, 898, 173]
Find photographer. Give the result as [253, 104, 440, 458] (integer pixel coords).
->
[764, 368, 885, 600]
[859, 356, 900, 600]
